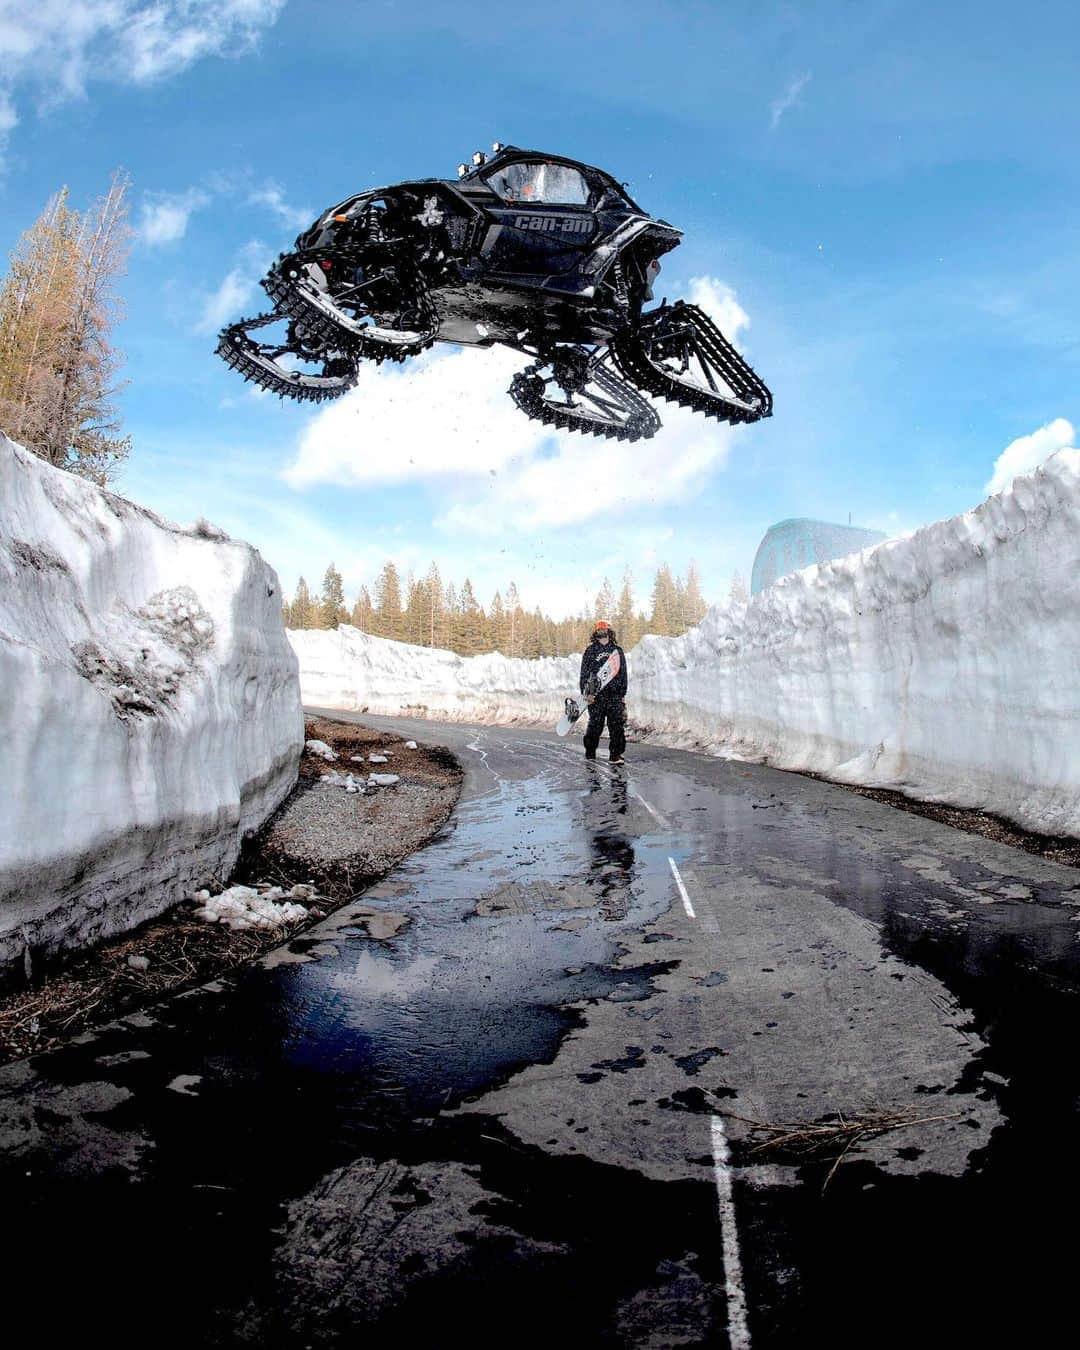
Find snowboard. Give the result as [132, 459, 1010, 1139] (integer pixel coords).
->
[556, 649, 621, 736]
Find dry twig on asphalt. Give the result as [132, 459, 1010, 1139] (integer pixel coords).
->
[719, 1106, 966, 1190]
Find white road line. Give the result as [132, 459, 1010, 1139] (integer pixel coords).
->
[668, 857, 695, 919]
[633, 790, 671, 829]
[465, 738, 500, 781]
[711, 1115, 752, 1349]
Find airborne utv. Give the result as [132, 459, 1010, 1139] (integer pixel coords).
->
[217, 144, 772, 441]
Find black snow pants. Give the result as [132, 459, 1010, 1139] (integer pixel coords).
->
[583, 696, 626, 758]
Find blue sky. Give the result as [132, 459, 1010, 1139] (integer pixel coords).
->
[1, 0, 1076, 616]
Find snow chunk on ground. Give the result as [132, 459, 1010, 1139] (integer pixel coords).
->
[192, 884, 309, 931]
[305, 739, 338, 761]
[320, 771, 366, 793]
[318, 769, 399, 792]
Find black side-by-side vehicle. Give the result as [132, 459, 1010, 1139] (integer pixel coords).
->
[217, 143, 772, 441]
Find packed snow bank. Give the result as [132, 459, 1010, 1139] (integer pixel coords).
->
[630, 449, 1080, 835]
[294, 624, 577, 726]
[291, 450, 1080, 838]
[0, 434, 304, 971]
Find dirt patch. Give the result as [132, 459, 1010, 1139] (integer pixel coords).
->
[246, 716, 461, 897]
[475, 879, 598, 916]
[800, 772, 1080, 868]
[0, 717, 462, 1066]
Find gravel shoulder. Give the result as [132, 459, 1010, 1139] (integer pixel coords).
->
[0, 717, 461, 1065]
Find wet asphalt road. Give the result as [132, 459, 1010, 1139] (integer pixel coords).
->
[3, 714, 1080, 1347]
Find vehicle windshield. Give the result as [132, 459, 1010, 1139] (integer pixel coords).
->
[484, 160, 589, 206]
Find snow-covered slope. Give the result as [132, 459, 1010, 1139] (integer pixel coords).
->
[0, 434, 304, 971]
[292, 450, 1080, 838]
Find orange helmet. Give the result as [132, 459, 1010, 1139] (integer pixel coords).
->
[592, 620, 615, 640]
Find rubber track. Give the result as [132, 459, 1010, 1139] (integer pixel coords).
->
[263, 259, 436, 366]
[215, 312, 359, 404]
[611, 301, 772, 425]
[508, 351, 660, 442]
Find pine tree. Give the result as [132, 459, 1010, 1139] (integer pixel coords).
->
[425, 562, 444, 648]
[289, 577, 317, 629]
[594, 577, 616, 624]
[320, 563, 347, 629]
[403, 572, 430, 646]
[46, 170, 133, 485]
[0, 189, 81, 457]
[616, 568, 636, 648]
[684, 561, 708, 627]
[350, 585, 373, 630]
[649, 564, 678, 636]
[523, 606, 544, 659]
[505, 580, 523, 658]
[459, 578, 484, 654]
[0, 173, 134, 486]
[373, 561, 403, 640]
[489, 590, 507, 654]
[442, 581, 458, 651]
[728, 570, 749, 605]
[673, 574, 688, 634]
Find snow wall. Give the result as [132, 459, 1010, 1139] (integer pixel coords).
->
[291, 449, 1080, 839]
[0, 434, 304, 972]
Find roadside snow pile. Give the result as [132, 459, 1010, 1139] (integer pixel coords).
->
[293, 624, 576, 726]
[631, 449, 1080, 836]
[0, 433, 304, 971]
[305, 739, 338, 760]
[192, 883, 315, 930]
[290, 450, 1080, 838]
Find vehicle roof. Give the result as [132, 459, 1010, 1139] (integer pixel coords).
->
[457, 145, 646, 212]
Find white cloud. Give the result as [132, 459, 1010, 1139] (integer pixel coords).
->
[770, 71, 811, 129]
[0, 1, 286, 157]
[248, 182, 313, 232]
[138, 187, 211, 245]
[283, 274, 751, 534]
[686, 275, 750, 347]
[436, 403, 735, 534]
[984, 417, 1074, 496]
[120, 0, 287, 83]
[195, 269, 256, 334]
[137, 176, 309, 248]
[283, 344, 547, 491]
[193, 239, 271, 334]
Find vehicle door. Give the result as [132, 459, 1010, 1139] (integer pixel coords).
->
[480, 160, 600, 276]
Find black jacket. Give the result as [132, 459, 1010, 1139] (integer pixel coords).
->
[579, 640, 628, 700]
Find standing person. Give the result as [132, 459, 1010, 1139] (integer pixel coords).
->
[579, 620, 628, 763]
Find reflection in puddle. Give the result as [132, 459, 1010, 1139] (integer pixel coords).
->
[582, 767, 636, 920]
[332, 951, 441, 1000]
